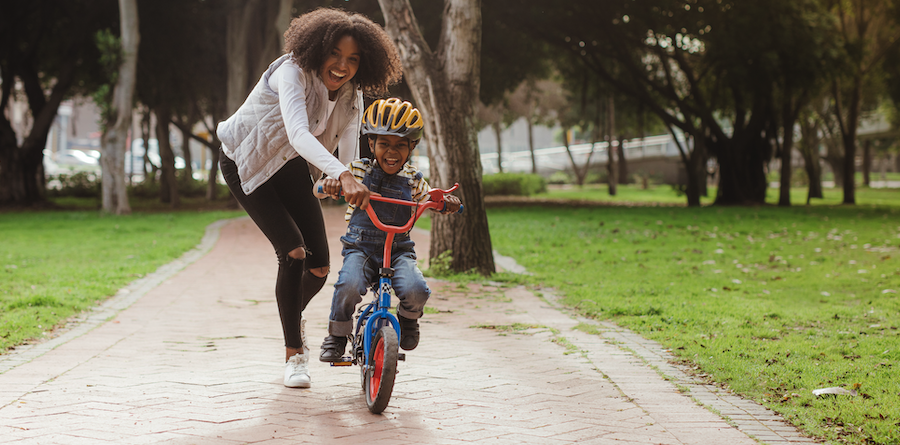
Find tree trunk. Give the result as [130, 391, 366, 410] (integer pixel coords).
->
[225, 0, 291, 115]
[207, 147, 220, 200]
[668, 127, 704, 207]
[100, 0, 138, 215]
[155, 105, 179, 207]
[862, 139, 871, 187]
[180, 124, 193, 184]
[0, 58, 77, 206]
[526, 116, 536, 174]
[778, 134, 793, 207]
[492, 121, 503, 173]
[606, 96, 617, 196]
[562, 127, 582, 185]
[617, 136, 627, 185]
[138, 110, 152, 183]
[379, 0, 495, 275]
[685, 135, 705, 207]
[835, 77, 861, 205]
[798, 116, 823, 203]
[716, 137, 769, 205]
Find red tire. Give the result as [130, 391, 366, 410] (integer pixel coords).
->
[365, 326, 398, 414]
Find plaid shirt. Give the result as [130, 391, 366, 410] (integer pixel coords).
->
[344, 159, 430, 221]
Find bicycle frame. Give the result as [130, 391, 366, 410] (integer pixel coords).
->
[354, 184, 460, 365]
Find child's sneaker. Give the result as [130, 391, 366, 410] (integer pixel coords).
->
[284, 352, 310, 388]
[398, 315, 419, 351]
[319, 335, 347, 362]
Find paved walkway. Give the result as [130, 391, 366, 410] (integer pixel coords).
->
[0, 206, 820, 444]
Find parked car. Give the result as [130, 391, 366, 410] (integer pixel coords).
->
[126, 139, 185, 181]
[43, 149, 100, 176]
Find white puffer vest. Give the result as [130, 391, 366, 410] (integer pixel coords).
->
[217, 54, 363, 194]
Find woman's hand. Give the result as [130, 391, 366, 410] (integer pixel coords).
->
[338, 171, 373, 209]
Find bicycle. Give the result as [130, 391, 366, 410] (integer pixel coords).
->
[318, 183, 463, 414]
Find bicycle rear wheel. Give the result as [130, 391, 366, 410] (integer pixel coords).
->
[364, 326, 398, 414]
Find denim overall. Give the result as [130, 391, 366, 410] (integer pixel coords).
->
[328, 161, 431, 337]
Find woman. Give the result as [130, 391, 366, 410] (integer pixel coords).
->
[216, 8, 402, 388]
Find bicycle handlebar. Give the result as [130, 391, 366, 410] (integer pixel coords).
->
[316, 183, 464, 235]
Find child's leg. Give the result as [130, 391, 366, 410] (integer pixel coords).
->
[391, 251, 431, 320]
[328, 250, 374, 336]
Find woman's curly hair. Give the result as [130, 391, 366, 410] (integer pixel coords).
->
[284, 8, 402, 98]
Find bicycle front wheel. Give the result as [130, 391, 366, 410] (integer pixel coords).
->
[365, 326, 398, 414]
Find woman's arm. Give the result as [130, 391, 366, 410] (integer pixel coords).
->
[272, 61, 349, 180]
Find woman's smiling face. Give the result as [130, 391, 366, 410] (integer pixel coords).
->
[370, 135, 412, 175]
[319, 35, 360, 94]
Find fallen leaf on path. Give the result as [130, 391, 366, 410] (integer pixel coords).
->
[813, 387, 857, 397]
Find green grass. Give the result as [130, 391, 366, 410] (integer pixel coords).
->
[540, 183, 899, 207]
[0, 206, 243, 352]
[541, 183, 716, 205]
[486, 202, 900, 445]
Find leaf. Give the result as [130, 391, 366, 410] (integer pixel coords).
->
[813, 387, 857, 397]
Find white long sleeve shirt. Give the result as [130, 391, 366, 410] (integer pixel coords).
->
[269, 60, 348, 180]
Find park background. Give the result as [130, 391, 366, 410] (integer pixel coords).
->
[2, 1, 900, 444]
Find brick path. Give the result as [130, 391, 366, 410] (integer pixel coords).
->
[0, 205, 820, 444]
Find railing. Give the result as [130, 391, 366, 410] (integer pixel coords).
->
[412, 134, 686, 176]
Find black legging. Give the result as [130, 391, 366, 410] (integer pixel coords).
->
[221, 149, 329, 349]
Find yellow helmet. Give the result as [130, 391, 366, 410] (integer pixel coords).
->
[361, 98, 424, 143]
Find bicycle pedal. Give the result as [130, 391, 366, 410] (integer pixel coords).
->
[398, 353, 406, 361]
[330, 357, 353, 367]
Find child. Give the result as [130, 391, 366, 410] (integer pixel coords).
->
[316, 98, 461, 362]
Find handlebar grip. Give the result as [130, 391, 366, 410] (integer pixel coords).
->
[315, 184, 335, 199]
[439, 202, 465, 214]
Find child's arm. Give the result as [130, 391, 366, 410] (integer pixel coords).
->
[414, 171, 461, 214]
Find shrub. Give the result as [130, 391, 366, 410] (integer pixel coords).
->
[547, 171, 572, 185]
[47, 172, 101, 198]
[792, 168, 809, 187]
[482, 173, 547, 196]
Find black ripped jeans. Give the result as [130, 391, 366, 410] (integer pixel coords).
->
[220, 149, 329, 349]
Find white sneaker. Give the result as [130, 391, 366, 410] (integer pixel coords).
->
[284, 352, 311, 388]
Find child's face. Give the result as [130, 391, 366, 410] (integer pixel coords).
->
[370, 135, 412, 175]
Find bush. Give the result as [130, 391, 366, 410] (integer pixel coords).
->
[792, 168, 809, 187]
[129, 172, 227, 199]
[47, 172, 101, 198]
[547, 171, 572, 185]
[586, 171, 606, 184]
[482, 173, 547, 196]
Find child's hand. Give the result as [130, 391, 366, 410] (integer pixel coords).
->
[440, 195, 461, 214]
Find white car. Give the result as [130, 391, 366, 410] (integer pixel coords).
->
[43, 149, 100, 175]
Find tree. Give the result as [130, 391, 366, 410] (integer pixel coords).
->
[767, 0, 835, 207]
[97, 0, 139, 215]
[225, 0, 292, 115]
[135, 0, 250, 206]
[826, 0, 900, 204]
[797, 107, 826, 203]
[0, 1, 116, 206]
[495, 0, 839, 207]
[378, 0, 495, 275]
[506, 78, 562, 175]
[475, 100, 508, 173]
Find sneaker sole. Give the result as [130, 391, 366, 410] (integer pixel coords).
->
[284, 380, 311, 388]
